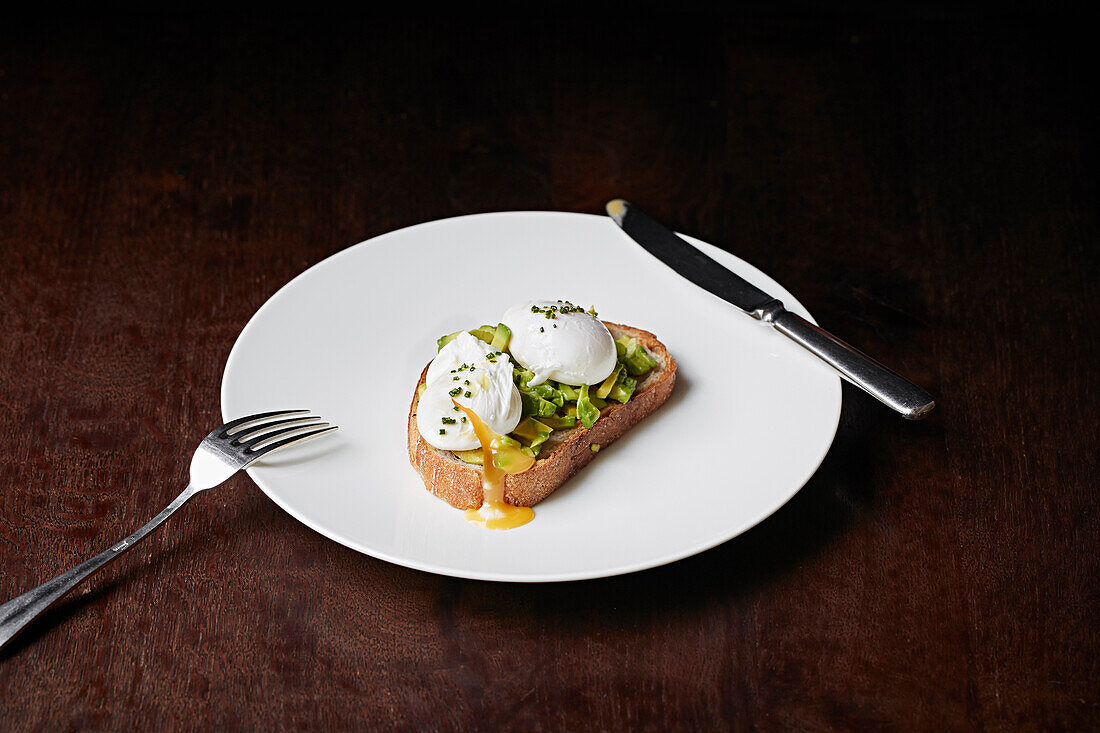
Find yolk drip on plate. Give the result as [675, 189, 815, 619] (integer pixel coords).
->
[453, 399, 535, 530]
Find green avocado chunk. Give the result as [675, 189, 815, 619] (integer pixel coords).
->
[469, 326, 497, 345]
[492, 435, 531, 470]
[616, 336, 659, 376]
[540, 414, 576, 429]
[520, 390, 559, 419]
[576, 385, 600, 429]
[454, 449, 484, 465]
[491, 323, 511, 352]
[511, 417, 553, 455]
[513, 366, 536, 388]
[608, 374, 637, 404]
[532, 383, 565, 408]
[596, 363, 623, 400]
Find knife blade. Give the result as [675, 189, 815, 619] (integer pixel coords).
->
[606, 199, 935, 419]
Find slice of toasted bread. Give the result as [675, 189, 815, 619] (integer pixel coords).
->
[407, 322, 677, 509]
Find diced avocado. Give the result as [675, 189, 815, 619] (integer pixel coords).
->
[596, 363, 623, 400]
[616, 336, 658, 376]
[532, 383, 565, 407]
[589, 394, 607, 410]
[490, 435, 529, 470]
[519, 391, 558, 419]
[454, 449, 484, 465]
[491, 322, 511, 352]
[557, 383, 579, 401]
[565, 404, 577, 418]
[437, 331, 464, 351]
[590, 443, 600, 452]
[541, 414, 576, 429]
[513, 366, 536, 388]
[511, 416, 552, 444]
[608, 374, 637, 404]
[511, 417, 553, 455]
[627, 352, 657, 377]
[469, 326, 496, 345]
[577, 385, 600, 429]
[497, 435, 523, 450]
[493, 451, 525, 470]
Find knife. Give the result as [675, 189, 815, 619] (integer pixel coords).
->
[606, 199, 935, 419]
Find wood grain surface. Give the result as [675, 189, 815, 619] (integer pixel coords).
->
[1, 13, 1096, 731]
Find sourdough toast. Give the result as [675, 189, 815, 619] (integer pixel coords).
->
[408, 322, 677, 509]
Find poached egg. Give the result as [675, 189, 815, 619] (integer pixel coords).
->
[417, 332, 523, 451]
[501, 300, 617, 386]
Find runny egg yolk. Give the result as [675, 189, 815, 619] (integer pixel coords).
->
[452, 399, 535, 530]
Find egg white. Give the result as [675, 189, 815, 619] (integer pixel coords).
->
[501, 300, 617, 386]
[417, 349, 522, 451]
[426, 331, 495, 385]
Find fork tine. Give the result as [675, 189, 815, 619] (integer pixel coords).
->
[240, 422, 331, 449]
[220, 410, 311, 437]
[246, 425, 339, 458]
[231, 415, 322, 444]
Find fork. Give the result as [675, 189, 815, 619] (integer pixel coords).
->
[0, 409, 337, 651]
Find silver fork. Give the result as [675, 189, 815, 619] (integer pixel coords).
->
[0, 409, 337, 651]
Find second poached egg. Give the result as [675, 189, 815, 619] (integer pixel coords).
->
[501, 300, 617, 386]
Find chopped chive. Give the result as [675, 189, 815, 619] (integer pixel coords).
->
[530, 301, 585, 319]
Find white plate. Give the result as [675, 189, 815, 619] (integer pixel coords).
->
[221, 212, 841, 582]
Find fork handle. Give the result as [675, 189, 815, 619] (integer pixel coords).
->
[0, 484, 198, 651]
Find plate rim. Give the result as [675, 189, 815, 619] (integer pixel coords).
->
[221, 210, 842, 582]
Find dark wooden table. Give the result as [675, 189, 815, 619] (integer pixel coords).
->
[1, 14, 1096, 731]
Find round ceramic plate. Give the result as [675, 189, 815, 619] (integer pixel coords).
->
[221, 212, 842, 582]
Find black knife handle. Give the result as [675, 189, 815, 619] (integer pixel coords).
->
[767, 307, 936, 419]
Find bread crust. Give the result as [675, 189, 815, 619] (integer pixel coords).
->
[407, 322, 677, 509]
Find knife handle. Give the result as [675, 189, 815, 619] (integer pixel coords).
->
[763, 304, 935, 419]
